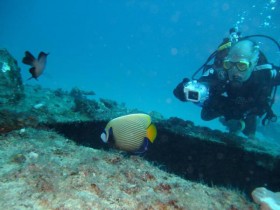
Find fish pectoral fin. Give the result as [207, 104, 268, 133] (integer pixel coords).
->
[133, 137, 149, 154]
[146, 123, 157, 143]
[28, 67, 38, 80]
[29, 67, 36, 74]
[22, 51, 36, 65]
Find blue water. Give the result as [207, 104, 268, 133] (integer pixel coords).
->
[1, 0, 279, 131]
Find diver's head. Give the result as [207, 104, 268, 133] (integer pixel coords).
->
[223, 40, 259, 85]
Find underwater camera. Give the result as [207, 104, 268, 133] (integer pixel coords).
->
[184, 80, 209, 106]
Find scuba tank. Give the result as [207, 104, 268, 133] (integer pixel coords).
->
[191, 27, 240, 80]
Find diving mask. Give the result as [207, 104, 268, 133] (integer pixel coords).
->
[223, 59, 251, 72]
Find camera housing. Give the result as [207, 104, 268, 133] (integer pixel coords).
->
[184, 80, 209, 106]
[185, 89, 200, 102]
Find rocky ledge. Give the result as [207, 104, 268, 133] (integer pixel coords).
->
[1, 49, 279, 209]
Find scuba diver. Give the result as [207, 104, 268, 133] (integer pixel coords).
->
[173, 27, 280, 139]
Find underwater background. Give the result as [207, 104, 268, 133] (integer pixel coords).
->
[1, 0, 280, 131]
[1, 1, 280, 208]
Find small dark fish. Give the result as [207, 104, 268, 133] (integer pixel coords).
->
[22, 51, 49, 80]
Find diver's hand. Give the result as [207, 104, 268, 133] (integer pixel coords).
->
[173, 78, 190, 102]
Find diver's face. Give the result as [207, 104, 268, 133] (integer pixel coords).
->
[223, 50, 255, 85]
[224, 58, 253, 83]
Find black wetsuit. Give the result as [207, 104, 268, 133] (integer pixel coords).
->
[173, 64, 280, 136]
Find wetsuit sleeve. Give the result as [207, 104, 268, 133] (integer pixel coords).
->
[173, 78, 189, 101]
[197, 67, 223, 95]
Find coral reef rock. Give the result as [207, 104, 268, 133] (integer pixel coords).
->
[1, 50, 279, 209]
[0, 128, 257, 209]
[0, 49, 24, 104]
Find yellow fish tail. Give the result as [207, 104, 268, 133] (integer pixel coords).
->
[146, 123, 157, 143]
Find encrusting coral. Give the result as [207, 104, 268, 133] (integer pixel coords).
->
[0, 128, 258, 209]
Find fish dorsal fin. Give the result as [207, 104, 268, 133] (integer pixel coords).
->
[146, 123, 157, 143]
[38, 52, 49, 59]
[22, 51, 36, 65]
